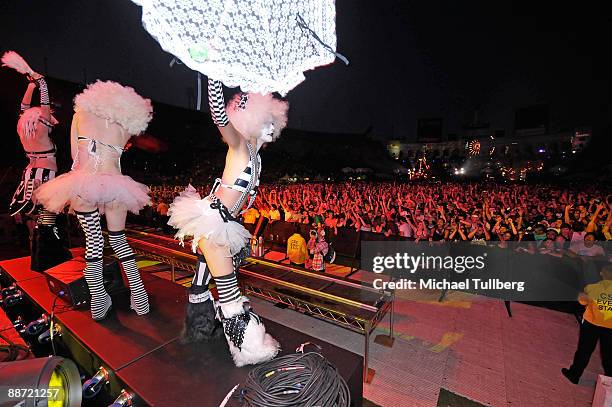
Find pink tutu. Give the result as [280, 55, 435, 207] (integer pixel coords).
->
[34, 170, 150, 214]
[168, 185, 251, 255]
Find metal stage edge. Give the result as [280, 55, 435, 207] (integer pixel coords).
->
[124, 227, 396, 383]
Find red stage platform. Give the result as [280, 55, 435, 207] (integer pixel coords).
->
[0, 255, 363, 406]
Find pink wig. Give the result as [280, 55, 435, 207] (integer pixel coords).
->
[74, 80, 153, 135]
[227, 93, 288, 143]
[17, 107, 58, 138]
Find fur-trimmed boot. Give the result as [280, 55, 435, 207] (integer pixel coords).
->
[217, 296, 280, 367]
[182, 285, 223, 343]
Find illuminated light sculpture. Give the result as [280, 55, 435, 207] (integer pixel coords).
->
[466, 139, 481, 156]
[130, 0, 344, 95]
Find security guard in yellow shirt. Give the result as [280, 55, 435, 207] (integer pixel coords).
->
[243, 207, 260, 225]
[286, 226, 308, 267]
[562, 265, 612, 383]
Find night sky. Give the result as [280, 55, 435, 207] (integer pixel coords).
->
[1, 1, 609, 140]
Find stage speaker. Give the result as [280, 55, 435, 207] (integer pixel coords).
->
[43, 256, 127, 308]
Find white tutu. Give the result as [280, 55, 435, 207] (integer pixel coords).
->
[167, 185, 251, 255]
[34, 170, 150, 214]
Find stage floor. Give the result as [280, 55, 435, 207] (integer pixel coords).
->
[124, 253, 603, 407]
[257, 284, 601, 407]
[1, 247, 602, 406]
[0, 254, 363, 406]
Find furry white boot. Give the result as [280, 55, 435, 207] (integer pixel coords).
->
[217, 296, 280, 367]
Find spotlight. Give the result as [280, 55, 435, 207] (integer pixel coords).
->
[82, 366, 110, 399]
[2, 290, 24, 307]
[110, 389, 133, 407]
[12, 315, 26, 334]
[0, 356, 82, 407]
[1, 284, 18, 297]
[25, 314, 50, 337]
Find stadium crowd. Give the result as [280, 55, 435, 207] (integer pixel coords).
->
[146, 182, 611, 250]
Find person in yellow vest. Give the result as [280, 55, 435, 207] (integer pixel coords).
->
[562, 265, 612, 384]
[286, 225, 308, 266]
[243, 206, 260, 225]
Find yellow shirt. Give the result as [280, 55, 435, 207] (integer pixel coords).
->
[243, 208, 260, 224]
[287, 233, 308, 265]
[579, 279, 612, 328]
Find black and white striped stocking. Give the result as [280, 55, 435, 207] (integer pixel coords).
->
[215, 272, 241, 305]
[108, 230, 149, 315]
[75, 209, 110, 319]
[189, 253, 212, 304]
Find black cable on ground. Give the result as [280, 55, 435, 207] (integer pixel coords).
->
[239, 352, 350, 407]
[113, 336, 179, 372]
[0, 330, 31, 362]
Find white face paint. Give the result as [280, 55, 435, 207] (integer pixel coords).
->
[260, 123, 275, 143]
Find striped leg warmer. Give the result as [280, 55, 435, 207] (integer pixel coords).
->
[75, 210, 111, 320]
[108, 230, 149, 315]
[214, 272, 241, 305]
[189, 253, 212, 304]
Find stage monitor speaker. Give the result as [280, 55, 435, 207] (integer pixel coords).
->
[43, 256, 127, 308]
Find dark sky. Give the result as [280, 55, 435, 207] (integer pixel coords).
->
[1, 1, 609, 140]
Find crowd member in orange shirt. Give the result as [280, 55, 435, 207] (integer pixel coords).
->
[562, 265, 612, 384]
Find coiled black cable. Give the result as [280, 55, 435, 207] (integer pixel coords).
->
[240, 352, 350, 407]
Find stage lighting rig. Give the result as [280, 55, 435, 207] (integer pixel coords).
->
[0, 356, 82, 407]
[12, 315, 26, 334]
[1, 283, 19, 297]
[82, 366, 111, 399]
[1, 289, 24, 308]
[24, 314, 50, 337]
[109, 389, 133, 407]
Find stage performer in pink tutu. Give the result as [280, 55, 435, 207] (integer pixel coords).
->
[168, 79, 287, 366]
[2, 51, 71, 272]
[36, 81, 153, 321]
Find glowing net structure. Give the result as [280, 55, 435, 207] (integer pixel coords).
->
[131, 0, 338, 95]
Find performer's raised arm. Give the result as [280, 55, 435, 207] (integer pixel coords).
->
[208, 78, 242, 148]
[31, 72, 52, 122]
[20, 80, 36, 113]
[3, 50, 70, 272]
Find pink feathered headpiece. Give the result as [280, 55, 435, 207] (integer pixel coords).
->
[74, 80, 153, 135]
[226, 92, 288, 144]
